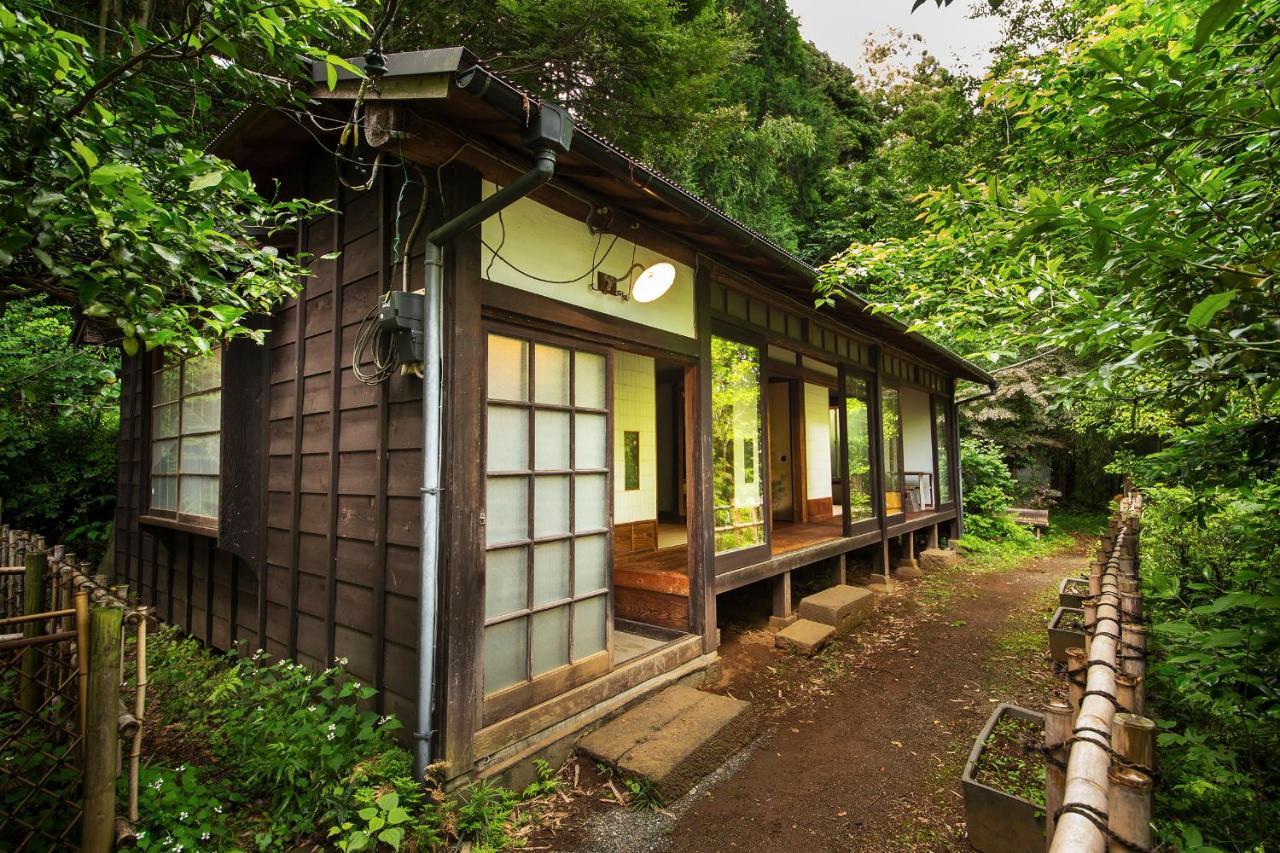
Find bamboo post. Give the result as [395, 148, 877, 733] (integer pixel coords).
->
[1044, 701, 1072, 842]
[1120, 622, 1147, 681]
[1115, 672, 1138, 713]
[1120, 591, 1142, 623]
[20, 550, 47, 716]
[1066, 647, 1087, 718]
[1106, 767, 1153, 852]
[83, 605, 123, 853]
[76, 588, 90, 744]
[1112, 713, 1156, 771]
[129, 613, 147, 822]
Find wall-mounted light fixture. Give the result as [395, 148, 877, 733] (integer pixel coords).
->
[589, 262, 676, 303]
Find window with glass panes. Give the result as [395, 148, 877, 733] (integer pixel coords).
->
[935, 400, 952, 504]
[150, 350, 221, 522]
[483, 333, 611, 698]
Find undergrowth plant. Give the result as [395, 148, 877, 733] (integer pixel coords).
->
[141, 628, 563, 851]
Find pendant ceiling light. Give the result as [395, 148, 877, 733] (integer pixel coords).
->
[630, 262, 676, 303]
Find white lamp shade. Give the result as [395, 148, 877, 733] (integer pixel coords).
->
[631, 262, 676, 303]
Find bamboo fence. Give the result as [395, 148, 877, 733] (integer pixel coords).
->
[0, 525, 149, 852]
[1045, 492, 1154, 853]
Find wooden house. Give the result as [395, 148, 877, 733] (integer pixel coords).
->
[110, 48, 995, 786]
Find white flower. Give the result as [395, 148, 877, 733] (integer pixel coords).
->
[178, 811, 189, 821]
[136, 831, 146, 839]
[149, 778, 163, 791]
[308, 705, 317, 713]
[327, 731, 336, 741]
[176, 764, 185, 772]
[200, 833, 211, 842]
[214, 806, 223, 814]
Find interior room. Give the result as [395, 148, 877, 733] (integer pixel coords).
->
[883, 384, 937, 518]
[765, 353, 845, 555]
[611, 350, 692, 660]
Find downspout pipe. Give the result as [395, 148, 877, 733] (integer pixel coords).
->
[415, 103, 571, 780]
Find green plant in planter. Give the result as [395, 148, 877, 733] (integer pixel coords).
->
[974, 717, 1046, 808]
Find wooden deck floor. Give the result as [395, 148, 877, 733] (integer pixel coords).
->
[770, 515, 845, 555]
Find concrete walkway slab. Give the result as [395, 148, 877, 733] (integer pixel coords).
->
[578, 685, 755, 802]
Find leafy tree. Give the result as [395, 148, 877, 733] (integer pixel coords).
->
[0, 0, 369, 355]
[820, 0, 1280, 845]
[0, 298, 118, 554]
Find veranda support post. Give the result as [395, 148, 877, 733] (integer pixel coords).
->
[83, 605, 122, 853]
[20, 550, 47, 716]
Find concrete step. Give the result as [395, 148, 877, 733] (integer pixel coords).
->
[578, 685, 755, 803]
[797, 583, 876, 629]
[774, 618, 835, 655]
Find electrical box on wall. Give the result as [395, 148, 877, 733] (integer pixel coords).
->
[375, 291, 425, 364]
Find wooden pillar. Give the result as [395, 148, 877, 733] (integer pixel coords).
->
[83, 606, 122, 853]
[872, 537, 892, 585]
[833, 553, 847, 586]
[897, 532, 917, 568]
[928, 523, 939, 550]
[769, 571, 793, 630]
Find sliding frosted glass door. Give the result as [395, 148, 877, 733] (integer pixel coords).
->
[482, 332, 612, 716]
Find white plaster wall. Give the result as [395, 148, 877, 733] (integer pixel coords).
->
[613, 352, 657, 524]
[480, 182, 696, 338]
[901, 386, 934, 474]
[804, 382, 833, 500]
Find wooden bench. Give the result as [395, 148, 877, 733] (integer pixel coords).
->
[1006, 507, 1050, 537]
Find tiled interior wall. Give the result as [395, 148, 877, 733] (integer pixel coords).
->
[613, 352, 657, 523]
[804, 382, 833, 500]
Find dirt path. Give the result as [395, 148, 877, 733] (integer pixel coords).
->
[558, 543, 1083, 852]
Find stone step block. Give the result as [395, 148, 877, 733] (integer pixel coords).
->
[774, 618, 835, 655]
[797, 584, 876, 629]
[578, 685, 755, 803]
[920, 548, 960, 573]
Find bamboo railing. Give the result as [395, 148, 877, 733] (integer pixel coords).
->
[0, 525, 149, 852]
[1045, 492, 1153, 853]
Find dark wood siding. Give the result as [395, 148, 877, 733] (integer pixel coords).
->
[114, 151, 423, 722]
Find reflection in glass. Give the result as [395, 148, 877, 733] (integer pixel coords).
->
[711, 337, 764, 553]
[844, 376, 876, 521]
[881, 386, 904, 515]
[936, 402, 952, 504]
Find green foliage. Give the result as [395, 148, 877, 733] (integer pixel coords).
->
[959, 438, 1019, 539]
[141, 627, 567, 851]
[623, 777, 664, 811]
[132, 764, 237, 852]
[0, 297, 117, 556]
[1141, 485, 1280, 851]
[0, 0, 368, 355]
[973, 715, 1046, 808]
[817, 1, 1280, 845]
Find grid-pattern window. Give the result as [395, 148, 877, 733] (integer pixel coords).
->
[150, 349, 221, 523]
[483, 333, 611, 698]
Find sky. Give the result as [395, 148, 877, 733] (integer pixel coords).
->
[786, 0, 1004, 77]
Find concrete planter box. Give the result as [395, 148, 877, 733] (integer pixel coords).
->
[1048, 606, 1085, 663]
[963, 703, 1046, 853]
[1058, 577, 1089, 609]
